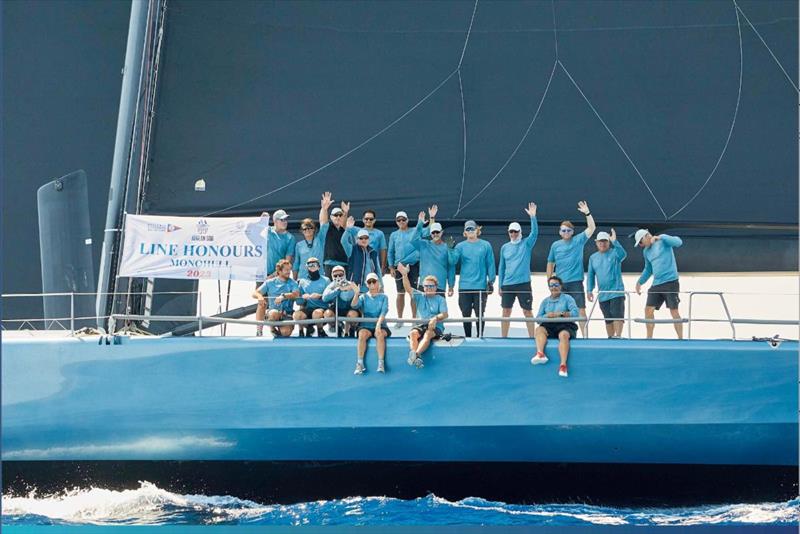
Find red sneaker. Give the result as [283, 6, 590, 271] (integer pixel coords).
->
[558, 364, 568, 378]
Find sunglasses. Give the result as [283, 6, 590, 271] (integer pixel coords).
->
[332, 213, 343, 217]
[363, 217, 375, 221]
[465, 227, 477, 232]
[430, 231, 441, 235]
[358, 236, 369, 240]
[396, 218, 407, 222]
[332, 273, 344, 279]
[423, 284, 436, 289]
[508, 230, 520, 234]
[366, 279, 378, 285]
[549, 283, 561, 288]
[301, 226, 314, 231]
[306, 262, 319, 267]
[560, 228, 574, 233]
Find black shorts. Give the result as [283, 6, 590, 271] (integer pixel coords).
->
[561, 280, 586, 308]
[500, 282, 533, 310]
[394, 262, 420, 291]
[410, 324, 443, 339]
[599, 296, 625, 324]
[298, 304, 332, 315]
[542, 322, 578, 339]
[646, 279, 680, 310]
[357, 325, 392, 337]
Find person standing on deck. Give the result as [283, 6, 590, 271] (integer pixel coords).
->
[546, 201, 596, 337]
[322, 196, 350, 279]
[341, 220, 382, 292]
[634, 229, 684, 339]
[362, 209, 388, 274]
[351, 272, 390, 375]
[586, 229, 627, 338]
[410, 205, 455, 297]
[531, 276, 579, 378]
[397, 263, 448, 369]
[260, 209, 296, 279]
[498, 202, 539, 338]
[292, 192, 333, 280]
[388, 211, 419, 326]
[452, 220, 495, 337]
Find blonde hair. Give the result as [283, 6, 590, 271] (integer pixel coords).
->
[560, 220, 574, 229]
[275, 259, 292, 272]
[463, 225, 483, 238]
[423, 275, 439, 287]
[301, 217, 316, 230]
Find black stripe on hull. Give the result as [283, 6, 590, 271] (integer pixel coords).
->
[2, 461, 796, 506]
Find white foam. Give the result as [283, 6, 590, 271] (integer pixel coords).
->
[3, 436, 235, 460]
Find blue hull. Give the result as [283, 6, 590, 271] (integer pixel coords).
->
[3, 337, 796, 466]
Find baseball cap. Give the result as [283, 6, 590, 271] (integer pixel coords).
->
[306, 256, 320, 264]
[331, 207, 343, 216]
[464, 220, 477, 231]
[595, 231, 611, 241]
[395, 211, 408, 219]
[357, 229, 370, 238]
[273, 209, 289, 220]
[508, 222, 522, 232]
[332, 265, 345, 274]
[634, 228, 650, 247]
[430, 222, 442, 233]
[365, 272, 380, 282]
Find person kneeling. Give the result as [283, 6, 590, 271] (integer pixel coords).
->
[531, 276, 579, 378]
[351, 272, 390, 374]
[397, 263, 448, 369]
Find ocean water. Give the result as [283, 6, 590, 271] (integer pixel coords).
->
[2, 482, 798, 526]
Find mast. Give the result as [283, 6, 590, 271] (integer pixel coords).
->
[95, 0, 150, 330]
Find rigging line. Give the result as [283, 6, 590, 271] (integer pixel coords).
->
[455, 70, 468, 215]
[558, 60, 668, 219]
[551, 0, 559, 59]
[669, 3, 743, 220]
[458, 0, 479, 69]
[455, 60, 558, 215]
[734, 0, 799, 94]
[203, 68, 459, 216]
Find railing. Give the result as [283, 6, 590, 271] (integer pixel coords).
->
[2, 289, 798, 340]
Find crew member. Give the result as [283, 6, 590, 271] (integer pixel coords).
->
[498, 202, 539, 338]
[410, 205, 455, 297]
[531, 276, 579, 378]
[586, 229, 627, 338]
[452, 220, 495, 337]
[634, 229, 684, 339]
[397, 263, 448, 369]
[351, 272, 390, 374]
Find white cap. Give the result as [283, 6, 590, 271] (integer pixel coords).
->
[273, 209, 289, 220]
[332, 265, 345, 274]
[395, 211, 408, 219]
[634, 228, 650, 247]
[357, 229, 370, 238]
[331, 207, 343, 216]
[595, 231, 611, 241]
[430, 222, 442, 233]
[365, 272, 380, 282]
[508, 222, 522, 232]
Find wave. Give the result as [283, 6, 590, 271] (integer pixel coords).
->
[3, 482, 798, 526]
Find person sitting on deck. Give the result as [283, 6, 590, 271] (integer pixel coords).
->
[350, 272, 390, 374]
[531, 276, 579, 378]
[341, 220, 382, 292]
[586, 229, 627, 338]
[410, 205, 455, 297]
[252, 258, 301, 337]
[634, 229, 684, 339]
[397, 263, 448, 369]
[546, 200, 596, 337]
[498, 202, 539, 338]
[451, 220, 496, 338]
[322, 265, 361, 337]
[292, 192, 332, 280]
[295, 257, 334, 337]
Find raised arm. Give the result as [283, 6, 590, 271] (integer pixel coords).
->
[320, 192, 333, 225]
[350, 285, 361, 308]
[397, 263, 413, 295]
[578, 200, 595, 238]
[322, 282, 339, 302]
[340, 216, 356, 257]
[611, 229, 627, 262]
[659, 234, 683, 248]
[410, 213, 425, 249]
[524, 202, 538, 248]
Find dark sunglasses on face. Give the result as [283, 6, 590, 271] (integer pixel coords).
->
[508, 230, 520, 234]
[396, 217, 407, 222]
[363, 217, 375, 221]
[430, 231, 441, 235]
[333, 273, 344, 279]
[560, 228, 573, 233]
[549, 283, 561, 288]
[465, 227, 476, 232]
[423, 284, 436, 289]
[302, 226, 314, 231]
[306, 261, 319, 267]
[332, 213, 343, 217]
[358, 236, 369, 240]
[367, 279, 378, 285]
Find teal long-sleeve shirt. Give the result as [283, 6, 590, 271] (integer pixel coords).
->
[265, 228, 297, 276]
[498, 216, 538, 286]
[452, 239, 496, 290]
[293, 223, 328, 279]
[586, 241, 627, 302]
[638, 234, 683, 286]
[537, 293, 579, 319]
[387, 228, 420, 267]
[410, 220, 455, 290]
[547, 231, 589, 284]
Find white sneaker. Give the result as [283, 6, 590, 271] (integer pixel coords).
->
[558, 364, 568, 377]
[354, 361, 365, 375]
[377, 361, 385, 373]
[413, 357, 424, 369]
[407, 350, 417, 366]
[531, 353, 549, 365]
[395, 320, 405, 328]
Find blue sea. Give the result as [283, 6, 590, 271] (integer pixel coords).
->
[2, 482, 797, 526]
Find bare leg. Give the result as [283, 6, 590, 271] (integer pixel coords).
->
[345, 309, 360, 336]
[292, 310, 307, 337]
[501, 308, 512, 338]
[645, 306, 656, 338]
[670, 308, 683, 339]
[605, 322, 615, 338]
[374, 329, 386, 361]
[396, 294, 405, 321]
[558, 330, 570, 366]
[522, 309, 536, 338]
[578, 308, 587, 338]
[534, 326, 548, 354]
[613, 320, 624, 338]
[416, 330, 436, 355]
[357, 328, 371, 358]
[410, 297, 417, 317]
[256, 300, 267, 335]
[267, 309, 286, 337]
[409, 330, 420, 353]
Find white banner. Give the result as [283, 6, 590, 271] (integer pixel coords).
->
[118, 214, 268, 281]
